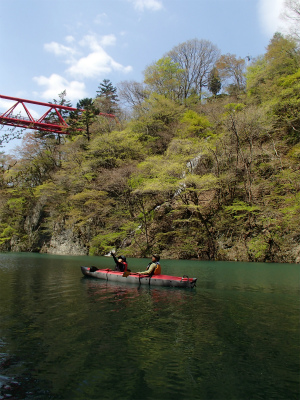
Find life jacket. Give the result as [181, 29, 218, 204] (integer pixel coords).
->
[153, 262, 161, 275]
[147, 262, 161, 275]
[116, 261, 127, 272]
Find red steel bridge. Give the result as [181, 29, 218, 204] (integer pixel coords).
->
[0, 94, 116, 135]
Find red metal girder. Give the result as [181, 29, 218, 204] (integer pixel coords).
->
[0, 94, 117, 134]
[0, 118, 69, 134]
[0, 94, 80, 111]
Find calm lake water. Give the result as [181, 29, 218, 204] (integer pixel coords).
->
[0, 253, 299, 400]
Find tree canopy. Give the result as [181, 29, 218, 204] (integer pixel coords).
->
[1, 29, 300, 263]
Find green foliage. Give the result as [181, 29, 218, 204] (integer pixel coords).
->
[95, 79, 119, 115]
[34, 181, 66, 199]
[129, 155, 185, 195]
[208, 67, 222, 96]
[69, 189, 107, 204]
[87, 129, 144, 169]
[247, 235, 269, 261]
[246, 34, 300, 113]
[179, 110, 212, 138]
[270, 69, 300, 142]
[90, 231, 122, 255]
[246, 56, 267, 100]
[166, 138, 204, 158]
[0, 224, 16, 245]
[68, 98, 99, 141]
[132, 93, 183, 134]
[130, 93, 184, 153]
[6, 197, 26, 217]
[180, 173, 219, 192]
[223, 103, 245, 114]
[288, 143, 300, 159]
[144, 57, 184, 101]
[225, 201, 260, 220]
[1, 34, 300, 262]
[280, 192, 300, 231]
[90, 220, 139, 256]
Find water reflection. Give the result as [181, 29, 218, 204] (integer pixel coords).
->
[79, 278, 201, 400]
[195, 262, 300, 294]
[0, 253, 299, 400]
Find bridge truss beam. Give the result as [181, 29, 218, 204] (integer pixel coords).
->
[0, 94, 116, 134]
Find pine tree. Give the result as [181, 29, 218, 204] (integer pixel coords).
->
[208, 67, 221, 96]
[96, 79, 119, 114]
[40, 90, 73, 144]
[69, 98, 99, 141]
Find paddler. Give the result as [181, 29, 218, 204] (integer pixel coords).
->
[136, 254, 161, 276]
[111, 251, 128, 272]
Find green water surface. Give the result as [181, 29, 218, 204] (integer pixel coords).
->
[0, 253, 299, 399]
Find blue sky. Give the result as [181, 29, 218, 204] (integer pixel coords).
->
[0, 0, 288, 151]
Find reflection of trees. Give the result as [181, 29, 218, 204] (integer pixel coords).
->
[0, 261, 299, 399]
[111, 288, 207, 398]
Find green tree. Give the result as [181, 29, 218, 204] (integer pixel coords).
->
[247, 33, 300, 103]
[271, 69, 300, 142]
[144, 57, 184, 101]
[69, 98, 99, 141]
[207, 67, 222, 96]
[179, 110, 212, 138]
[128, 155, 185, 255]
[96, 79, 119, 114]
[246, 33, 300, 142]
[130, 94, 184, 154]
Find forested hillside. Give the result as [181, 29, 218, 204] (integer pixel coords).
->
[1, 32, 300, 263]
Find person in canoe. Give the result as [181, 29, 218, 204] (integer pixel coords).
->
[136, 254, 161, 276]
[111, 251, 128, 272]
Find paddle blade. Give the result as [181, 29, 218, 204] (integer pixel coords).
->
[122, 271, 131, 277]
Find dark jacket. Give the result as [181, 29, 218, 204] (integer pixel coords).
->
[112, 253, 128, 272]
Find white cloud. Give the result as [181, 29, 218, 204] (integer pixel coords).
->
[67, 34, 132, 79]
[258, 0, 286, 36]
[128, 0, 163, 12]
[67, 50, 132, 79]
[79, 34, 116, 49]
[33, 74, 87, 101]
[67, 51, 113, 78]
[42, 34, 132, 81]
[44, 41, 77, 57]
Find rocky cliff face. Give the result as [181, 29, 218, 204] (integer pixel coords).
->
[6, 193, 300, 262]
[8, 197, 89, 256]
[40, 227, 88, 255]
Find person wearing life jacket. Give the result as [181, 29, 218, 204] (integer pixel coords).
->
[111, 251, 128, 272]
[137, 254, 161, 276]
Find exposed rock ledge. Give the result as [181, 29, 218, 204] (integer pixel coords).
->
[40, 228, 88, 256]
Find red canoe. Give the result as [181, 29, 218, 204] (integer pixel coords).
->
[81, 267, 197, 288]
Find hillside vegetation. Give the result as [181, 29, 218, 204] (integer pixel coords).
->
[1, 33, 300, 262]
